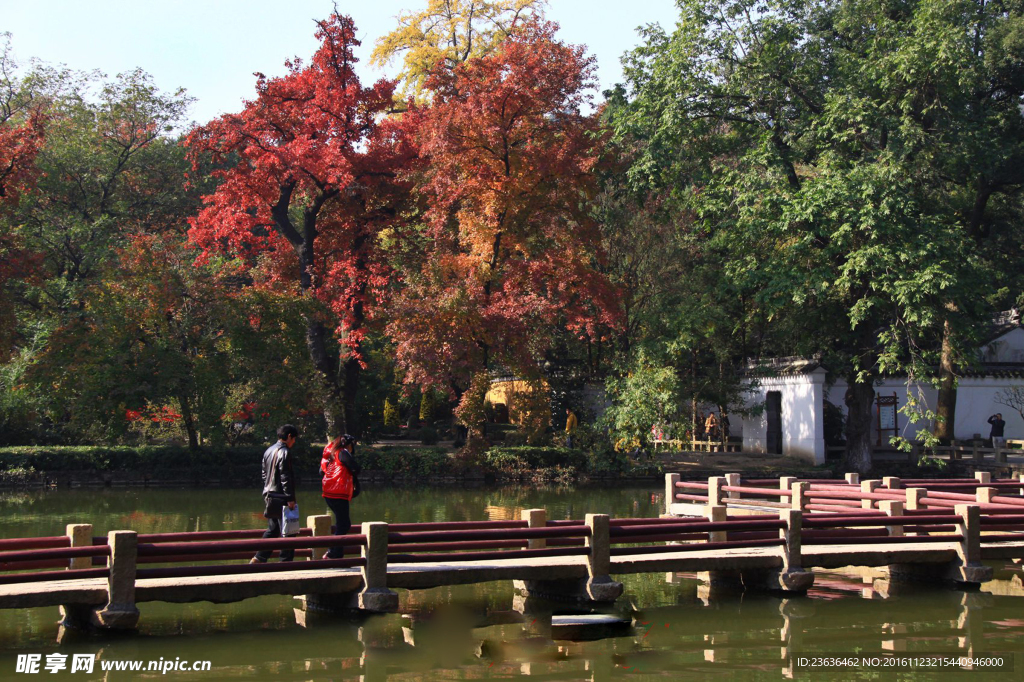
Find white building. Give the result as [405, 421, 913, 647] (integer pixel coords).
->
[739, 311, 1024, 465]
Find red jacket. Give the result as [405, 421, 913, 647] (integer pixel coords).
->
[320, 444, 354, 500]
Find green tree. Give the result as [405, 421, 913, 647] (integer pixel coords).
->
[614, 0, 1023, 472]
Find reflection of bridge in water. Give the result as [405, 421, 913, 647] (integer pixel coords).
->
[45, 568, 1024, 679]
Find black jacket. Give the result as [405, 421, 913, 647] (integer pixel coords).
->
[988, 416, 1006, 438]
[261, 441, 295, 505]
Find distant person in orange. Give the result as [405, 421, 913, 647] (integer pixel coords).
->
[565, 408, 578, 448]
[705, 412, 719, 441]
[320, 434, 361, 560]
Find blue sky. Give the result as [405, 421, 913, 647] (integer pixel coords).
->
[1, 0, 679, 125]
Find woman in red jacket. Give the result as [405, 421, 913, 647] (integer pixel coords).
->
[321, 434, 361, 559]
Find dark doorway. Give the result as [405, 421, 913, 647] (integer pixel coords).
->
[766, 391, 783, 455]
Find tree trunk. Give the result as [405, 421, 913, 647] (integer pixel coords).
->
[178, 391, 200, 452]
[340, 275, 368, 437]
[305, 316, 345, 438]
[934, 319, 956, 445]
[342, 355, 360, 437]
[843, 376, 875, 475]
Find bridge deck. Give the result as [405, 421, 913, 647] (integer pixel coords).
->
[5, 540, 1017, 610]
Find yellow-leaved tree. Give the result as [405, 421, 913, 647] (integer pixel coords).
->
[371, 0, 546, 102]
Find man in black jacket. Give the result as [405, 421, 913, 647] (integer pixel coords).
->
[989, 413, 1006, 448]
[251, 424, 299, 563]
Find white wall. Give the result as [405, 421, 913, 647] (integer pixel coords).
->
[827, 379, 939, 445]
[741, 369, 826, 464]
[827, 377, 1023, 443]
[954, 377, 1024, 441]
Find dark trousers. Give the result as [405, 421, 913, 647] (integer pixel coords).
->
[324, 496, 351, 559]
[254, 503, 295, 562]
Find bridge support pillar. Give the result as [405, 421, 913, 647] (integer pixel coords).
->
[59, 523, 95, 629]
[91, 531, 140, 630]
[356, 522, 398, 612]
[698, 505, 742, 592]
[949, 504, 992, 587]
[585, 514, 623, 603]
[753, 509, 813, 593]
[300, 522, 398, 615]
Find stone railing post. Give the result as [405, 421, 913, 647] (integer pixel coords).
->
[974, 471, 991, 484]
[1019, 474, 1024, 497]
[952, 504, 990, 585]
[779, 476, 797, 501]
[92, 531, 139, 629]
[861, 480, 880, 510]
[845, 473, 860, 485]
[67, 524, 93, 570]
[971, 444, 981, 462]
[308, 514, 332, 561]
[975, 487, 996, 505]
[880, 500, 904, 538]
[996, 447, 1007, 464]
[780, 509, 803, 573]
[707, 505, 727, 543]
[664, 473, 680, 514]
[905, 487, 925, 511]
[357, 522, 398, 612]
[584, 514, 622, 602]
[708, 476, 726, 507]
[59, 523, 96, 629]
[790, 482, 807, 511]
[724, 473, 741, 501]
[523, 508, 547, 550]
[883, 476, 901, 490]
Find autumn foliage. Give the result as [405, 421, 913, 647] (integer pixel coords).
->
[388, 20, 619, 431]
[186, 14, 414, 435]
[0, 103, 44, 358]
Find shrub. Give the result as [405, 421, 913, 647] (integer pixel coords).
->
[483, 446, 588, 472]
[0, 444, 319, 479]
[383, 398, 400, 430]
[357, 446, 456, 478]
[419, 390, 436, 423]
[420, 425, 439, 445]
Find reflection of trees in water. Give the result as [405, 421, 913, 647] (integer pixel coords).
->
[4, 568, 1024, 678]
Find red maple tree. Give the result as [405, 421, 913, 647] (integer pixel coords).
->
[0, 56, 45, 358]
[388, 20, 620, 435]
[186, 14, 413, 436]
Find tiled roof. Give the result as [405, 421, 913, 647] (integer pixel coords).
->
[745, 355, 824, 376]
[961, 363, 1024, 378]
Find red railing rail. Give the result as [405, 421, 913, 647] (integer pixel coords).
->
[135, 534, 366, 557]
[136, 557, 366, 580]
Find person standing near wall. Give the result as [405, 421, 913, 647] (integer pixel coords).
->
[989, 413, 1006, 448]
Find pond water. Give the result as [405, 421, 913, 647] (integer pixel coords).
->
[1, 485, 1023, 680]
